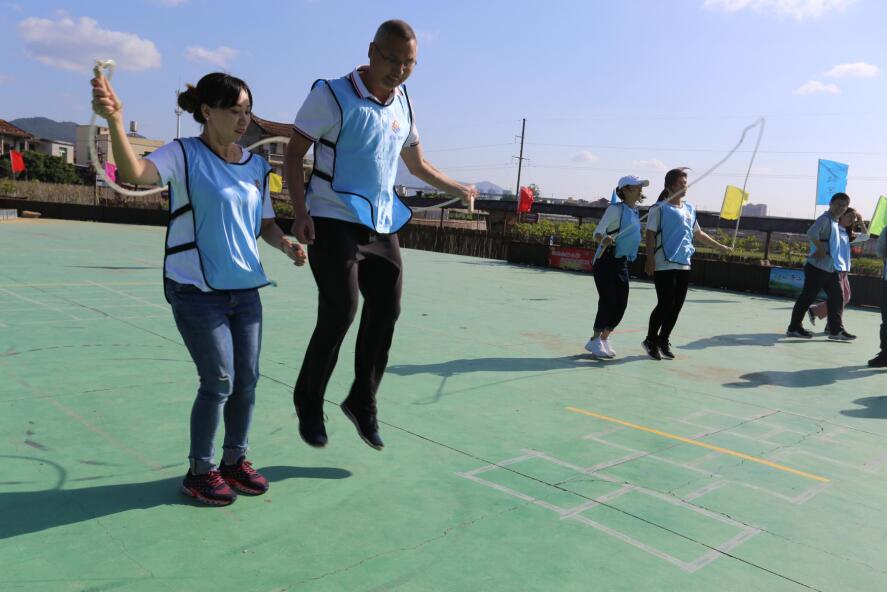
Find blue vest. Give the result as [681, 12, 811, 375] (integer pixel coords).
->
[807, 213, 843, 272]
[308, 75, 413, 234]
[165, 137, 271, 291]
[656, 202, 697, 266]
[606, 203, 641, 261]
[833, 227, 851, 272]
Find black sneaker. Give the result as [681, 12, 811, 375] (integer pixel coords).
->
[641, 338, 661, 360]
[786, 327, 814, 338]
[296, 407, 328, 448]
[181, 470, 237, 506]
[828, 329, 857, 341]
[658, 340, 676, 360]
[219, 457, 269, 495]
[341, 399, 384, 450]
[868, 353, 887, 368]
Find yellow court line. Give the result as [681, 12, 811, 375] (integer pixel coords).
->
[567, 406, 830, 483]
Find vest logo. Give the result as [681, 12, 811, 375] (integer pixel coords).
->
[391, 120, 401, 133]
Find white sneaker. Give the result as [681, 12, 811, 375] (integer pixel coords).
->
[601, 339, 616, 358]
[584, 337, 609, 358]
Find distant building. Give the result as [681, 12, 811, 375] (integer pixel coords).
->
[0, 119, 33, 154]
[742, 203, 768, 217]
[75, 123, 163, 167]
[32, 138, 74, 164]
[239, 115, 312, 186]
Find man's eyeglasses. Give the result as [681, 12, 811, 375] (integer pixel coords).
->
[373, 44, 417, 69]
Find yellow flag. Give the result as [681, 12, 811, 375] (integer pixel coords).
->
[720, 185, 749, 221]
[269, 172, 283, 193]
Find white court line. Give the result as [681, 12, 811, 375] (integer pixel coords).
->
[460, 451, 760, 573]
[770, 448, 884, 476]
[0, 287, 82, 320]
[583, 433, 828, 505]
[684, 480, 729, 501]
[11, 314, 170, 326]
[86, 280, 168, 311]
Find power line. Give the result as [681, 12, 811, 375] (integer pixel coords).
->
[421, 142, 513, 153]
[526, 142, 887, 157]
[524, 162, 887, 182]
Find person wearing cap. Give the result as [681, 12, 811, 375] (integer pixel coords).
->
[283, 19, 477, 451]
[585, 175, 647, 358]
[642, 168, 731, 360]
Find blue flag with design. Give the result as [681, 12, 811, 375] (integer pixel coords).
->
[815, 159, 848, 206]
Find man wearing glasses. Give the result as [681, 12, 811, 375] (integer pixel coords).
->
[285, 19, 477, 451]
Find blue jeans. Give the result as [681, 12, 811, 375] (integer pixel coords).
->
[165, 279, 263, 474]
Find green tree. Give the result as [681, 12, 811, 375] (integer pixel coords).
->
[1, 151, 82, 184]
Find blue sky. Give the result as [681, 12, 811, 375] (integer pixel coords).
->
[1, 0, 886, 218]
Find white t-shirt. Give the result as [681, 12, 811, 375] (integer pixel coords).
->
[293, 66, 420, 223]
[645, 202, 700, 272]
[146, 141, 274, 290]
[594, 204, 624, 238]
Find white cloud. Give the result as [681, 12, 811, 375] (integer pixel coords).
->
[823, 62, 880, 78]
[793, 80, 841, 95]
[17, 16, 161, 73]
[633, 159, 667, 172]
[703, 0, 856, 21]
[5, 2, 23, 12]
[571, 150, 599, 164]
[185, 46, 239, 67]
[416, 29, 440, 44]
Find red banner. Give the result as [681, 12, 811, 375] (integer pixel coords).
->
[9, 150, 25, 174]
[548, 246, 594, 273]
[518, 186, 534, 213]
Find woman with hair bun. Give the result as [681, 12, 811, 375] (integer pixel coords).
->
[642, 167, 731, 360]
[91, 71, 307, 506]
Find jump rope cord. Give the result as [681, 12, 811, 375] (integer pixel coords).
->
[592, 117, 767, 264]
[91, 59, 471, 212]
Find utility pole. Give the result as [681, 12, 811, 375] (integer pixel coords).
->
[513, 118, 527, 210]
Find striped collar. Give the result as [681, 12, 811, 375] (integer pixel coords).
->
[349, 66, 403, 105]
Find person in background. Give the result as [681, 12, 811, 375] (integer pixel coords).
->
[586, 175, 647, 358]
[807, 206, 863, 339]
[786, 192, 851, 340]
[642, 167, 731, 360]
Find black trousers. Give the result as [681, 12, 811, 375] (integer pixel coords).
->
[880, 281, 887, 354]
[647, 269, 690, 342]
[592, 251, 630, 332]
[789, 263, 843, 332]
[293, 217, 402, 415]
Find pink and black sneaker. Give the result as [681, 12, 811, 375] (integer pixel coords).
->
[181, 470, 237, 506]
[219, 458, 269, 495]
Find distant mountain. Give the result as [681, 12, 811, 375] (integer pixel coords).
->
[11, 117, 79, 143]
[475, 181, 508, 195]
[395, 163, 507, 196]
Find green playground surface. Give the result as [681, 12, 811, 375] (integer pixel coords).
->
[2, 218, 887, 591]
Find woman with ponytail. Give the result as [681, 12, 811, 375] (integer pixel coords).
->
[91, 71, 307, 506]
[642, 168, 731, 360]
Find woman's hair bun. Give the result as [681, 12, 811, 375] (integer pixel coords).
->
[177, 84, 201, 115]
